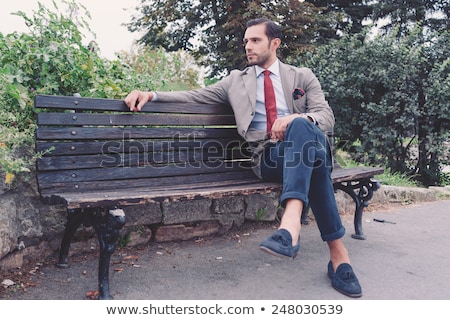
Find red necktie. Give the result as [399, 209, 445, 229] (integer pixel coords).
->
[263, 70, 277, 133]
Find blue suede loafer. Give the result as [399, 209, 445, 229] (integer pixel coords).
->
[259, 229, 300, 259]
[327, 261, 362, 298]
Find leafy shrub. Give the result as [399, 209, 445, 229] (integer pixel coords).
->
[300, 25, 450, 186]
[0, 0, 201, 185]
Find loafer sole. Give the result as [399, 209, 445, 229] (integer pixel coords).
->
[259, 245, 298, 259]
[259, 229, 300, 259]
[331, 283, 362, 298]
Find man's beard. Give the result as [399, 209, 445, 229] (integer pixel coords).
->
[247, 54, 270, 67]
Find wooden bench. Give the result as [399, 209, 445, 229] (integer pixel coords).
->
[34, 94, 384, 299]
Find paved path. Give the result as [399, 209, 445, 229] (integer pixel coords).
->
[2, 200, 450, 300]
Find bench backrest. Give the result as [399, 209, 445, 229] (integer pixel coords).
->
[35, 95, 257, 203]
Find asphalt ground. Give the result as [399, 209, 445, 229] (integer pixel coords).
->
[1, 200, 450, 301]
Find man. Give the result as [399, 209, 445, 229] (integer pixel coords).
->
[124, 18, 362, 298]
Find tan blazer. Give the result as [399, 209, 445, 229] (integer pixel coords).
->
[156, 61, 335, 142]
[156, 61, 335, 177]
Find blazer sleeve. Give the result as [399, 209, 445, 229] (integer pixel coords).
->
[155, 81, 230, 105]
[294, 67, 335, 135]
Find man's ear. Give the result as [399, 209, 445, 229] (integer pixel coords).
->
[272, 38, 281, 50]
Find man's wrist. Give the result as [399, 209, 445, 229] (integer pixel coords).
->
[298, 113, 313, 122]
[150, 91, 158, 102]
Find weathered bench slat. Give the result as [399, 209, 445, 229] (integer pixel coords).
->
[35, 94, 232, 114]
[332, 167, 384, 183]
[37, 149, 248, 171]
[36, 127, 241, 140]
[38, 170, 259, 201]
[45, 180, 279, 209]
[37, 165, 382, 207]
[37, 112, 237, 126]
[36, 160, 251, 188]
[36, 138, 247, 156]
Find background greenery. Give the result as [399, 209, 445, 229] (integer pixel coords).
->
[0, 1, 200, 185]
[300, 25, 449, 186]
[0, 0, 449, 187]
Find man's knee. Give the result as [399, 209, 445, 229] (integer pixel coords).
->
[286, 117, 317, 140]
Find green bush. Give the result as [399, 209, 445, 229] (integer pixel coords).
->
[300, 25, 450, 186]
[0, 0, 201, 185]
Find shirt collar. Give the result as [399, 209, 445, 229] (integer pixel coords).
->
[255, 59, 280, 78]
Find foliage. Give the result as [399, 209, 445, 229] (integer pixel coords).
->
[376, 170, 418, 188]
[127, 0, 342, 76]
[0, 0, 201, 185]
[2, 0, 449, 189]
[309, 0, 449, 35]
[372, 0, 450, 35]
[337, 150, 417, 187]
[308, 0, 375, 34]
[117, 45, 202, 91]
[128, 0, 449, 77]
[300, 25, 449, 186]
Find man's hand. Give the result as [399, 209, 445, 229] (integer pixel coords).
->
[124, 90, 154, 112]
[270, 114, 311, 141]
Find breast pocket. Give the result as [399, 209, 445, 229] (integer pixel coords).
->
[292, 95, 306, 113]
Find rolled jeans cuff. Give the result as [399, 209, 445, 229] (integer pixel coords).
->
[279, 191, 309, 209]
[320, 226, 346, 242]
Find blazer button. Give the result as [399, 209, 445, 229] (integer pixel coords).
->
[242, 130, 246, 135]
[250, 112, 254, 116]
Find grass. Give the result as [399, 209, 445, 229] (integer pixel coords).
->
[375, 170, 417, 187]
[336, 149, 417, 187]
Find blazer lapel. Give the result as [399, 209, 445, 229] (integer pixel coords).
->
[242, 67, 257, 112]
[279, 62, 296, 113]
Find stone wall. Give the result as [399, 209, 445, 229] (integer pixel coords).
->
[0, 171, 444, 271]
[0, 173, 283, 271]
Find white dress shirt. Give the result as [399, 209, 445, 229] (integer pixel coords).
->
[250, 60, 291, 130]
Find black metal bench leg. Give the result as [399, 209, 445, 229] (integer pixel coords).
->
[89, 208, 126, 300]
[334, 178, 380, 240]
[352, 195, 367, 240]
[57, 209, 84, 268]
[301, 205, 310, 225]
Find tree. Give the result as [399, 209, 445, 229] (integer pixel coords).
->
[372, 0, 450, 35]
[300, 25, 449, 186]
[308, 0, 374, 34]
[127, 0, 341, 76]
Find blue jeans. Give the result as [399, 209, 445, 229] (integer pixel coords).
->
[260, 117, 345, 242]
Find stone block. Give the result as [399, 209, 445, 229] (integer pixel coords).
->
[122, 203, 162, 226]
[154, 221, 220, 242]
[162, 198, 212, 224]
[245, 192, 280, 221]
[128, 227, 152, 246]
[372, 185, 437, 205]
[335, 190, 356, 215]
[0, 198, 15, 258]
[212, 196, 245, 215]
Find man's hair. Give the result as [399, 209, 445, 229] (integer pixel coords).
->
[246, 18, 282, 41]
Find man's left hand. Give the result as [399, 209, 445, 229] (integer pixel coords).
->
[270, 114, 311, 141]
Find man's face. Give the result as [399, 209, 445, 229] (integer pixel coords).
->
[244, 24, 279, 69]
